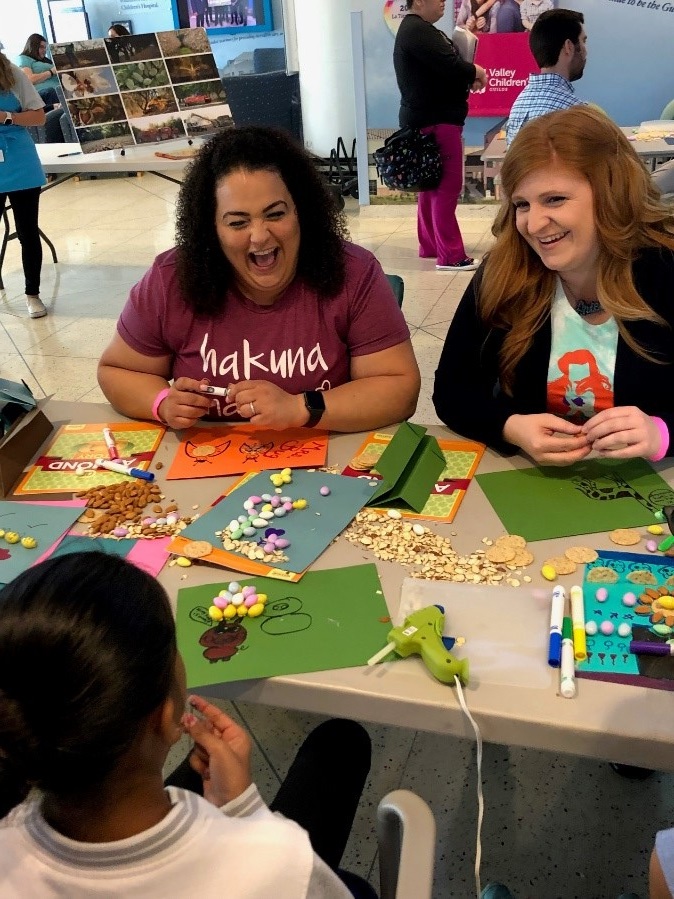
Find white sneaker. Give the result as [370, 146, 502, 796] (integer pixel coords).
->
[26, 295, 47, 319]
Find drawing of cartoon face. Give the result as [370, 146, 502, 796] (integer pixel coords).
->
[185, 439, 231, 464]
[239, 440, 274, 462]
[199, 622, 247, 662]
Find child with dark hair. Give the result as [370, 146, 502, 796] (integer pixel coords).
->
[0, 552, 373, 897]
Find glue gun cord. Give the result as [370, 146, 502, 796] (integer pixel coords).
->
[455, 675, 483, 899]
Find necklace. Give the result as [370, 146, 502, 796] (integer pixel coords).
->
[561, 281, 604, 317]
[573, 298, 603, 317]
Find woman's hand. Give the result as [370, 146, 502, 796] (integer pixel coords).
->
[158, 377, 212, 429]
[503, 413, 591, 465]
[224, 380, 309, 430]
[182, 695, 252, 807]
[582, 407, 661, 459]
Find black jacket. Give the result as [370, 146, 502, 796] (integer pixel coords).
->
[433, 247, 674, 456]
[393, 13, 477, 129]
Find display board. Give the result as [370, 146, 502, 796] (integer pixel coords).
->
[51, 27, 233, 153]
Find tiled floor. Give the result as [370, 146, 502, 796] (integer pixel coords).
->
[0, 176, 670, 898]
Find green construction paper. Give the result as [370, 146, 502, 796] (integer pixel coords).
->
[476, 458, 674, 542]
[176, 563, 392, 688]
[368, 422, 446, 512]
[179, 469, 379, 574]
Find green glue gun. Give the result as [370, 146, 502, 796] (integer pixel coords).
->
[367, 604, 469, 686]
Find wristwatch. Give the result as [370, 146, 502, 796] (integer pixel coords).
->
[3, 113, 13, 126]
[303, 390, 325, 427]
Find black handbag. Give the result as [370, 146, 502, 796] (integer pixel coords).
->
[373, 127, 443, 192]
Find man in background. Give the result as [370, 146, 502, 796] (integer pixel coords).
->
[393, 0, 487, 271]
[506, 9, 587, 146]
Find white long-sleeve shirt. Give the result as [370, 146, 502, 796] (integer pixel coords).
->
[0, 784, 352, 897]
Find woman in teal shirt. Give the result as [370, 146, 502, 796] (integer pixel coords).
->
[0, 52, 48, 318]
[16, 34, 59, 107]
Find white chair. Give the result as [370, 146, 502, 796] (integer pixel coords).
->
[377, 789, 436, 899]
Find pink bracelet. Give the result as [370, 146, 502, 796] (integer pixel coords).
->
[649, 417, 669, 462]
[152, 387, 170, 424]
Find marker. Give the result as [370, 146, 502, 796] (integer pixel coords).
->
[95, 458, 154, 481]
[560, 617, 576, 698]
[200, 384, 228, 397]
[548, 585, 565, 668]
[57, 151, 82, 157]
[629, 640, 674, 656]
[570, 585, 587, 661]
[102, 427, 120, 461]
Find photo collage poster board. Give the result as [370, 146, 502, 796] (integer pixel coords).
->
[50, 28, 234, 153]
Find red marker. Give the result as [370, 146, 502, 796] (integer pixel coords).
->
[103, 427, 120, 461]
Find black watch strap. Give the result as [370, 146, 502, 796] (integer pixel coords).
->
[303, 390, 325, 427]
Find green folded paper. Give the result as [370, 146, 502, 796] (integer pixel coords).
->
[368, 421, 446, 512]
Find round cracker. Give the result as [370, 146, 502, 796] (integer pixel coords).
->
[495, 534, 526, 549]
[486, 544, 516, 563]
[182, 540, 213, 559]
[543, 555, 577, 575]
[350, 453, 379, 471]
[564, 546, 598, 564]
[609, 528, 641, 546]
[511, 549, 534, 567]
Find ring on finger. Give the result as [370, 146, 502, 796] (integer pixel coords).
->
[249, 401, 255, 416]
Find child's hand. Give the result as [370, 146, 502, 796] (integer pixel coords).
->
[182, 695, 252, 806]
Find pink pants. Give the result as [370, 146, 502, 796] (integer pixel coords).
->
[417, 123, 467, 266]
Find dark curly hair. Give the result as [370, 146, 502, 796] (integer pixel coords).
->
[175, 125, 349, 316]
[0, 552, 176, 799]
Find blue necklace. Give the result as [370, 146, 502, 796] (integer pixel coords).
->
[574, 299, 603, 317]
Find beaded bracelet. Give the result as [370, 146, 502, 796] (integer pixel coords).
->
[152, 387, 170, 424]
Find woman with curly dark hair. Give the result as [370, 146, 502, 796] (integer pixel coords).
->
[99, 125, 419, 432]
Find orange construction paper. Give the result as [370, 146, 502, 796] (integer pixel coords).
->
[165, 425, 328, 480]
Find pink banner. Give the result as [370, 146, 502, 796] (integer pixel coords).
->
[468, 32, 537, 117]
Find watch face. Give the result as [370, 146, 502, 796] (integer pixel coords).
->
[304, 391, 325, 413]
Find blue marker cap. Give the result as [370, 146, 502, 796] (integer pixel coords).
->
[548, 633, 562, 668]
[128, 466, 154, 482]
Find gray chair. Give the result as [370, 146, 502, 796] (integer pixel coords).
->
[653, 159, 674, 199]
[377, 789, 436, 899]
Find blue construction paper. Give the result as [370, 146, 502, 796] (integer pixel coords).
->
[179, 469, 380, 573]
[0, 501, 84, 584]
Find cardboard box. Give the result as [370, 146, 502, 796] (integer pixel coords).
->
[0, 406, 53, 497]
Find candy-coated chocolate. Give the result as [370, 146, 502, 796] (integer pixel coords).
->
[244, 594, 258, 608]
[273, 508, 287, 517]
[257, 593, 268, 603]
[541, 564, 556, 581]
[251, 518, 267, 528]
[5, 531, 20, 544]
[213, 595, 229, 609]
[281, 468, 292, 477]
[653, 623, 673, 635]
[275, 538, 290, 549]
[242, 585, 257, 596]
[176, 556, 192, 567]
[646, 539, 658, 553]
[243, 526, 257, 537]
[319, 486, 331, 496]
[250, 495, 263, 504]
[228, 582, 241, 593]
[293, 499, 308, 510]
[247, 602, 265, 617]
[261, 493, 272, 502]
[647, 524, 664, 535]
[231, 592, 244, 606]
[263, 542, 276, 553]
[223, 604, 237, 619]
[20, 535, 38, 548]
[208, 605, 224, 621]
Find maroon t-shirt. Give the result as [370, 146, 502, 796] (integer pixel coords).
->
[117, 242, 410, 420]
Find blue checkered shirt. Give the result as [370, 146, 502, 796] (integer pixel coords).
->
[506, 74, 583, 146]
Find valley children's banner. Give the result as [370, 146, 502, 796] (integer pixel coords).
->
[454, 0, 547, 116]
[468, 32, 535, 116]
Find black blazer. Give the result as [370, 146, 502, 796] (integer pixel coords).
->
[433, 246, 674, 456]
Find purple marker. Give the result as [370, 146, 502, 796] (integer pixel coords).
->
[629, 640, 674, 656]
